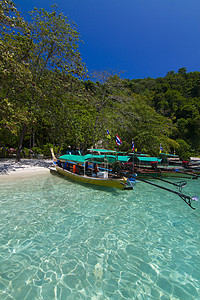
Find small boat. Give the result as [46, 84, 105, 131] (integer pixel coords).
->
[160, 168, 198, 179]
[50, 149, 133, 190]
[124, 153, 199, 179]
[125, 165, 198, 179]
[82, 150, 198, 180]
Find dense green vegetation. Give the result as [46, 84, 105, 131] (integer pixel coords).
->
[1, 1, 200, 160]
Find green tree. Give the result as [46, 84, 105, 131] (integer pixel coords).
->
[29, 5, 86, 79]
[178, 67, 187, 75]
[0, 1, 34, 151]
[176, 139, 191, 160]
[0, 0, 25, 29]
[84, 71, 123, 146]
[11, 4, 87, 160]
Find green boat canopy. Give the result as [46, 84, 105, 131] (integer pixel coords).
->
[137, 157, 162, 163]
[87, 154, 128, 164]
[58, 154, 86, 163]
[159, 153, 179, 158]
[59, 152, 163, 165]
[58, 154, 118, 164]
[128, 153, 149, 157]
[87, 149, 118, 153]
[107, 155, 131, 163]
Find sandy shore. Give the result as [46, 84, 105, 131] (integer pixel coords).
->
[0, 158, 53, 179]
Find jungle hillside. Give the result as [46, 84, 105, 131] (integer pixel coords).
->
[1, 1, 200, 160]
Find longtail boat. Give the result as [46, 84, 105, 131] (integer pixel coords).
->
[84, 150, 199, 179]
[124, 153, 199, 179]
[50, 148, 199, 209]
[50, 149, 134, 190]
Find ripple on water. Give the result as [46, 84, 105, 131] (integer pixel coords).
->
[0, 174, 199, 299]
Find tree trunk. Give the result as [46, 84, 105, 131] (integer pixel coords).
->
[15, 124, 27, 162]
[57, 144, 62, 156]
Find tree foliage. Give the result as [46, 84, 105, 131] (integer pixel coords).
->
[0, 3, 87, 160]
[0, 3, 200, 160]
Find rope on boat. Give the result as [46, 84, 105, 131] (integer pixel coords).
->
[141, 174, 187, 192]
[174, 170, 199, 179]
[137, 178, 198, 210]
[127, 178, 134, 189]
[187, 169, 200, 178]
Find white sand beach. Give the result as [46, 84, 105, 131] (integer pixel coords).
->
[0, 158, 53, 179]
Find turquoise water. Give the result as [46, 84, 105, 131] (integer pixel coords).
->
[0, 173, 199, 299]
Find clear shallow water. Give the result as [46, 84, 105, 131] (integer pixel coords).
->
[0, 173, 199, 300]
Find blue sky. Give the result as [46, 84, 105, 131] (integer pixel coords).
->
[15, 0, 200, 79]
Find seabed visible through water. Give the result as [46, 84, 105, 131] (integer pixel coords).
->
[0, 172, 199, 299]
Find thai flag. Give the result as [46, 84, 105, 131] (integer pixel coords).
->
[132, 140, 134, 151]
[116, 134, 122, 146]
[106, 129, 111, 139]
